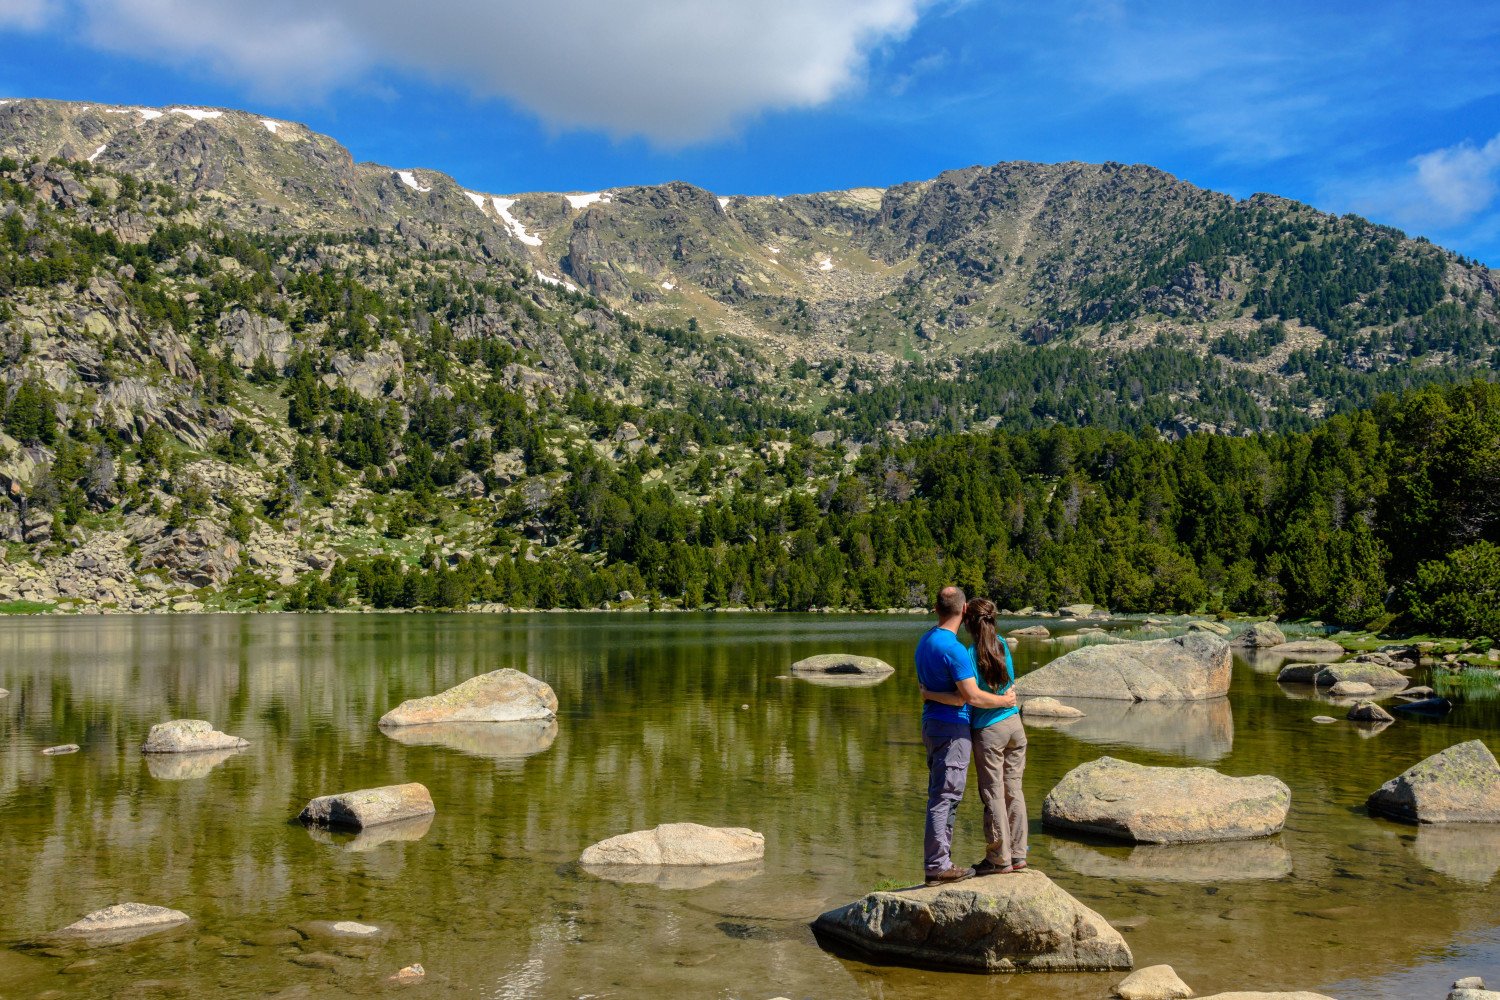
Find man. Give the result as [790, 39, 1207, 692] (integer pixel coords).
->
[914, 585, 1015, 884]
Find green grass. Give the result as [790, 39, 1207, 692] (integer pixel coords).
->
[871, 877, 914, 893]
[0, 600, 54, 614]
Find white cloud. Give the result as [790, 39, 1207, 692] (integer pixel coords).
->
[70, 0, 928, 143]
[1345, 133, 1500, 231]
[0, 0, 55, 29]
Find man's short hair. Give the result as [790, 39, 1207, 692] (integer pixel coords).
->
[936, 586, 966, 618]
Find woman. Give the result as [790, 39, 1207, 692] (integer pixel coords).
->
[922, 597, 1029, 874]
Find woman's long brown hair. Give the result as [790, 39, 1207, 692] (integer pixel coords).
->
[963, 598, 1012, 690]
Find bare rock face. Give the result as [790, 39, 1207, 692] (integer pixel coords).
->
[1366, 741, 1500, 824]
[135, 521, 240, 588]
[140, 719, 248, 754]
[580, 823, 764, 866]
[1015, 634, 1231, 702]
[811, 870, 1132, 972]
[1043, 757, 1290, 844]
[55, 903, 190, 947]
[1231, 621, 1286, 648]
[378, 669, 557, 727]
[298, 783, 436, 830]
[1114, 964, 1194, 1000]
[1021, 697, 1086, 719]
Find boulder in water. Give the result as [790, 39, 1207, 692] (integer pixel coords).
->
[1231, 622, 1286, 648]
[54, 903, 190, 947]
[1315, 664, 1408, 690]
[1188, 620, 1230, 636]
[298, 783, 435, 830]
[1275, 663, 1325, 684]
[1009, 625, 1051, 638]
[1269, 638, 1345, 655]
[42, 744, 80, 755]
[1114, 964, 1194, 1000]
[140, 719, 248, 754]
[789, 654, 894, 684]
[580, 823, 763, 866]
[378, 669, 556, 727]
[1059, 603, 1095, 617]
[1043, 756, 1290, 844]
[1021, 697, 1086, 719]
[1014, 634, 1230, 701]
[811, 869, 1132, 972]
[1366, 741, 1500, 824]
[1329, 681, 1377, 697]
[1347, 701, 1394, 723]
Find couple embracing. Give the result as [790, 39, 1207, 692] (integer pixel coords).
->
[915, 585, 1028, 885]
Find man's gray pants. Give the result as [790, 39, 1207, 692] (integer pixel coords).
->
[922, 718, 971, 874]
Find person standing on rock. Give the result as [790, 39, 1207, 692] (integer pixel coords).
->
[962, 598, 1027, 873]
[915, 586, 1015, 885]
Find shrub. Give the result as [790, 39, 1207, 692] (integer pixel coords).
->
[1406, 541, 1500, 637]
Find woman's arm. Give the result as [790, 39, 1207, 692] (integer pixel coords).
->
[956, 677, 1017, 709]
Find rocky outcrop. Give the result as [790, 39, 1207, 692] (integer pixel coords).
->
[811, 870, 1132, 972]
[580, 823, 763, 866]
[1043, 757, 1290, 843]
[140, 719, 248, 753]
[135, 520, 240, 588]
[378, 669, 557, 727]
[1231, 621, 1286, 648]
[1014, 634, 1231, 701]
[218, 307, 294, 370]
[298, 782, 436, 830]
[1114, 965, 1194, 1000]
[1021, 697, 1086, 718]
[1366, 741, 1500, 824]
[54, 903, 190, 947]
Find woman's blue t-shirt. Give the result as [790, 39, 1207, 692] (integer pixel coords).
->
[969, 641, 1018, 730]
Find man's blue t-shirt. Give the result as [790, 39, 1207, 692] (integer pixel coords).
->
[970, 641, 1018, 730]
[916, 626, 976, 725]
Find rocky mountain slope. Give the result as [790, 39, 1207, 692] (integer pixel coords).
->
[0, 96, 1495, 614]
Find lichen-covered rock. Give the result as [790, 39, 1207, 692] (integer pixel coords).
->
[378, 669, 556, 727]
[789, 654, 894, 680]
[580, 823, 763, 866]
[1231, 622, 1286, 648]
[1366, 741, 1500, 824]
[1275, 663, 1325, 684]
[1021, 697, 1086, 719]
[1043, 757, 1290, 844]
[140, 719, 248, 754]
[1114, 964, 1194, 1000]
[1015, 634, 1230, 701]
[1315, 663, 1409, 690]
[298, 783, 435, 830]
[811, 870, 1132, 972]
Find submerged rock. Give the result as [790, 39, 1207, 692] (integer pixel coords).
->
[1366, 740, 1500, 824]
[580, 823, 763, 866]
[140, 719, 248, 754]
[1014, 634, 1230, 701]
[54, 903, 189, 947]
[378, 669, 557, 728]
[1043, 757, 1290, 843]
[298, 783, 436, 831]
[1021, 697, 1086, 719]
[1231, 622, 1286, 648]
[1114, 964, 1194, 1000]
[390, 964, 426, 983]
[42, 744, 80, 756]
[811, 869, 1132, 972]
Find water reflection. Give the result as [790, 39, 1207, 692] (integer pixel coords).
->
[380, 719, 558, 762]
[1412, 824, 1500, 885]
[1051, 837, 1293, 882]
[143, 747, 245, 781]
[303, 814, 435, 853]
[1025, 697, 1233, 762]
[580, 860, 764, 890]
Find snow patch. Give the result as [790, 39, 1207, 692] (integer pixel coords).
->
[717, 197, 730, 209]
[494, 197, 543, 247]
[170, 108, 223, 121]
[0, 100, 10, 106]
[137, 109, 163, 120]
[564, 191, 611, 209]
[463, 191, 487, 209]
[768, 246, 781, 254]
[104, 108, 132, 115]
[87, 144, 106, 164]
[535, 270, 580, 293]
[260, 119, 282, 135]
[819, 257, 834, 271]
[661, 281, 675, 291]
[396, 170, 431, 193]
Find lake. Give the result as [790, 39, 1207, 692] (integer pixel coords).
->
[0, 613, 1496, 999]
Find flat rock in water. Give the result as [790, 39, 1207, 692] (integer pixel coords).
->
[1366, 740, 1500, 824]
[42, 744, 80, 756]
[811, 869, 1132, 972]
[1114, 964, 1194, 1000]
[1312, 716, 1337, 724]
[1399, 686, 1435, 699]
[790, 654, 894, 678]
[1014, 634, 1230, 701]
[1269, 638, 1346, 655]
[1008, 625, 1051, 638]
[1329, 681, 1377, 697]
[140, 719, 249, 754]
[1231, 622, 1286, 648]
[297, 920, 386, 940]
[1021, 697, 1086, 719]
[1059, 603, 1095, 617]
[1347, 701, 1394, 723]
[55, 903, 189, 947]
[378, 669, 556, 728]
[298, 783, 435, 830]
[1044, 756, 1290, 844]
[1315, 664, 1408, 690]
[580, 823, 764, 865]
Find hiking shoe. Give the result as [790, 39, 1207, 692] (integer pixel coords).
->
[924, 865, 976, 886]
[1010, 858, 1028, 872]
[972, 859, 1015, 876]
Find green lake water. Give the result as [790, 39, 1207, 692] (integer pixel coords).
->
[0, 613, 1496, 999]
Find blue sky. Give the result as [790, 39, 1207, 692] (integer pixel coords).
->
[3, 0, 1500, 264]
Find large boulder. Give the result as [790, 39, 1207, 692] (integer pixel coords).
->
[1347, 701, 1394, 723]
[1014, 634, 1231, 701]
[1021, 697, 1086, 719]
[789, 654, 895, 685]
[1315, 663, 1409, 690]
[140, 719, 248, 754]
[1366, 741, 1500, 824]
[378, 669, 556, 727]
[1009, 625, 1052, 638]
[1114, 965, 1194, 1000]
[1043, 757, 1290, 843]
[811, 870, 1132, 972]
[298, 783, 435, 830]
[580, 823, 763, 866]
[135, 520, 240, 588]
[54, 903, 190, 947]
[1231, 621, 1286, 648]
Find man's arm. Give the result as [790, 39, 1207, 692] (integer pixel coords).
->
[919, 684, 965, 707]
[956, 677, 1017, 709]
